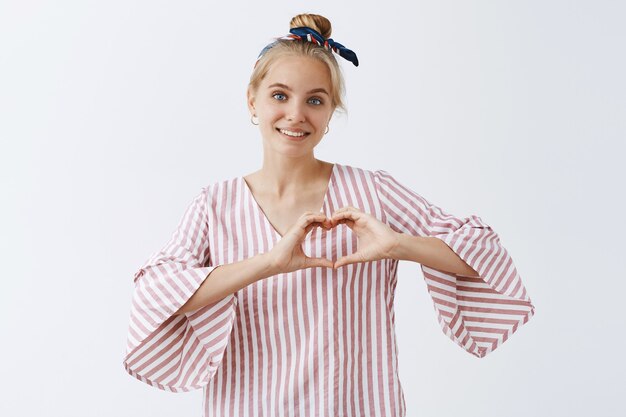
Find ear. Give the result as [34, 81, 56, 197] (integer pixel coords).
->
[247, 87, 256, 115]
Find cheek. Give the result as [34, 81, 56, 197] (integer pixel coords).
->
[258, 104, 282, 121]
[313, 111, 331, 126]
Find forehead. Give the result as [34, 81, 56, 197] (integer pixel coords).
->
[261, 55, 331, 90]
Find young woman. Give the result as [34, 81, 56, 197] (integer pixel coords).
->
[123, 13, 535, 417]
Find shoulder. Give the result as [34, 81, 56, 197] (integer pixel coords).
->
[172, 175, 238, 214]
[334, 163, 392, 184]
[334, 165, 415, 205]
[201, 174, 241, 194]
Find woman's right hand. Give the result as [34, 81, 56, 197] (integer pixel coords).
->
[266, 211, 335, 274]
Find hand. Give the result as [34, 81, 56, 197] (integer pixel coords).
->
[266, 211, 335, 274]
[329, 206, 400, 268]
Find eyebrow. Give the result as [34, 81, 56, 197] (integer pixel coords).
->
[267, 83, 329, 95]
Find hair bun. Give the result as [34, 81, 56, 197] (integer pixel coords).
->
[289, 13, 332, 39]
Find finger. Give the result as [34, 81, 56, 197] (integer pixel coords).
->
[333, 254, 363, 268]
[299, 213, 329, 229]
[304, 221, 325, 234]
[331, 210, 361, 223]
[332, 219, 355, 230]
[305, 257, 334, 269]
[342, 219, 355, 229]
[299, 214, 333, 236]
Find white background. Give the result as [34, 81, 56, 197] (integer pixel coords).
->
[1, 1, 624, 416]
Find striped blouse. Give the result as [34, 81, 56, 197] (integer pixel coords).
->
[123, 163, 535, 417]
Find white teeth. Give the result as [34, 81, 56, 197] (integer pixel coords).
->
[279, 129, 308, 137]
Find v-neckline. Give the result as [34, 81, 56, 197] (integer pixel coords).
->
[240, 163, 337, 240]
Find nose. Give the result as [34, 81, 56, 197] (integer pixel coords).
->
[286, 101, 306, 123]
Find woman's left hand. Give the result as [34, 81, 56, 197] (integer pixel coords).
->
[329, 206, 400, 268]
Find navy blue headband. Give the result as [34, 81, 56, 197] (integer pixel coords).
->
[255, 26, 359, 67]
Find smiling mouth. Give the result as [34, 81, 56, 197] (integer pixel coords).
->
[276, 128, 310, 138]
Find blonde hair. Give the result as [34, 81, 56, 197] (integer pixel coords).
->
[248, 13, 347, 114]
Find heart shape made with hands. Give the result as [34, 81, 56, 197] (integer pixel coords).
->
[301, 208, 375, 269]
[312, 216, 353, 232]
[306, 219, 354, 269]
[305, 214, 355, 239]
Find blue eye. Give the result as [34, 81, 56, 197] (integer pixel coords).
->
[309, 97, 323, 105]
[272, 92, 287, 100]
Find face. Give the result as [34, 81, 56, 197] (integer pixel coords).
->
[247, 55, 335, 156]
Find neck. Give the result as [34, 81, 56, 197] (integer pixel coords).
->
[255, 156, 331, 197]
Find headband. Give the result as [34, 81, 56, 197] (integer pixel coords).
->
[255, 26, 359, 67]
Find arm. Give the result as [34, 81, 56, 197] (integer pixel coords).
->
[124, 187, 240, 392]
[176, 211, 335, 315]
[175, 252, 277, 315]
[373, 169, 535, 358]
[390, 234, 480, 277]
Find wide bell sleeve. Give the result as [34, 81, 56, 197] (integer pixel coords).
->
[123, 186, 238, 392]
[373, 170, 535, 358]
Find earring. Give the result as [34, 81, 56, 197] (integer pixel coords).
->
[324, 125, 329, 134]
[251, 115, 259, 125]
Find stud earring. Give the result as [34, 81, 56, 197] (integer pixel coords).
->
[251, 115, 259, 125]
[324, 125, 329, 134]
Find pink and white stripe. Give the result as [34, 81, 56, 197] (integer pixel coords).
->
[374, 170, 535, 358]
[123, 163, 535, 417]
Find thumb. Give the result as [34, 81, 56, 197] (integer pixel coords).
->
[333, 254, 361, 269]
[305, 257, 334, 269]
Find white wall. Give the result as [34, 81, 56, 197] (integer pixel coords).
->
[1, 1, 624, 416]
